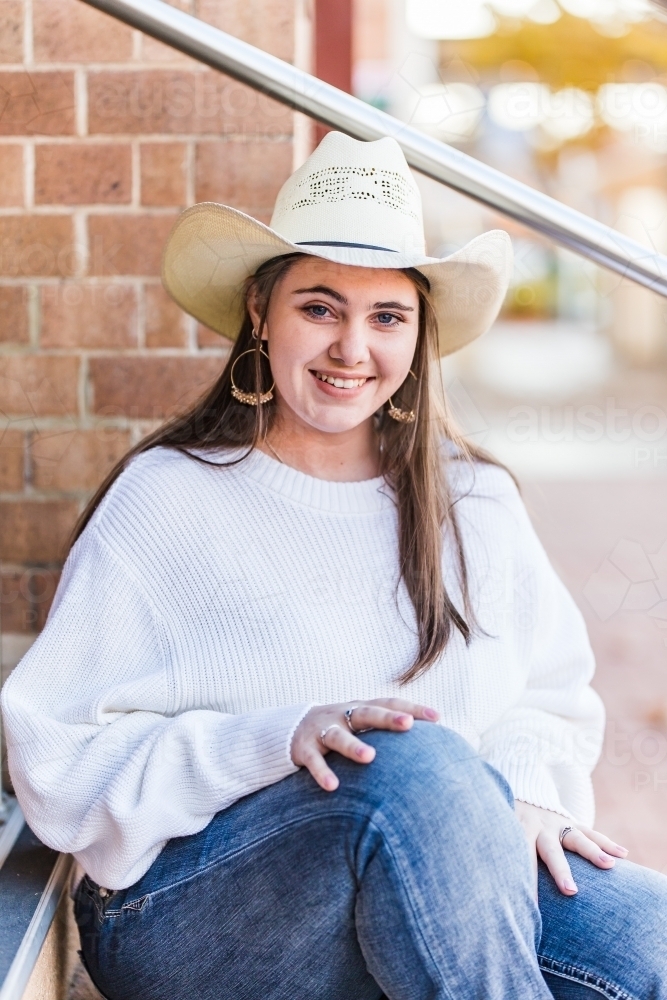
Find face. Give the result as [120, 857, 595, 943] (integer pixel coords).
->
[249, 257, 420, 436]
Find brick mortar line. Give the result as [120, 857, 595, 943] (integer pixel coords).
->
[24, 139, 34, 209]
[22, 420, 31, 487]
[0, 135, 295, 146]
[0, 61, 295, 72]
[0, 347, 228, 356]
[0, 277, 164, 285]
[136, 273, 146, 348]
[27, 282, 39, 347]
[132, 29, 142, 61]
[4, 137, 293, 159]
[186, 311, 197, 351]
[131, 139, 141, 208]
[78, 350, 89, 422]
[185, 138, 195, 207]
[75, 68, 88, 137]
[23, 0, 33, 67]
[0, 206, 182, 215]
[0, 204, 279, 217]
[73, 210, 88, 279]
[24, 423, 34, 487]
[0, 61, 219, 71]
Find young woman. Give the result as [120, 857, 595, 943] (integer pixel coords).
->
[3, 132, 667, 1000]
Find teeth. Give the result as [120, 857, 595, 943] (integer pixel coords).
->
[314, 371, 367, 388]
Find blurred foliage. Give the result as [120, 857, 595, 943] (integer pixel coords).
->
[503, 274, 558, 318]
[441, 12, 667, 88]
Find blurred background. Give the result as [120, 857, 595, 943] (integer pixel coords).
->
[1, 0, 666, 871]
[352, 0, 667, 869]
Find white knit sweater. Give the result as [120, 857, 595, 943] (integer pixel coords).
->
[2, 446, 604, 889]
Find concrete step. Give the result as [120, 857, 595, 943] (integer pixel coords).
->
[0, 802, 94, 1000]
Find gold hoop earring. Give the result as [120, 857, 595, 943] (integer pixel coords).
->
[387, 398, 416, 423]
[387, 369, 417, 423]
[230, 348, 274, 406]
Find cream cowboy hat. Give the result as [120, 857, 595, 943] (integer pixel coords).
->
[162, 131, 513, 357]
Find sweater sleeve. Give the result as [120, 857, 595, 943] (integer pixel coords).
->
[475, 473, 605, 827]
[1, 526, 312, 890]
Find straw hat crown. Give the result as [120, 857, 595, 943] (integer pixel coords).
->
[269, 133, 426, 255]
[161, 131, 513, 355]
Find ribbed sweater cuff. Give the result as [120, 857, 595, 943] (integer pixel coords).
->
[488, 754, 574, 821]
[208, 703, 316, 790]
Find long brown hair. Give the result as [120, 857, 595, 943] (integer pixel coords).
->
[71, 253, 508, 682]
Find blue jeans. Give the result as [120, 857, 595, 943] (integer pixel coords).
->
[75, 724, 667, 1000]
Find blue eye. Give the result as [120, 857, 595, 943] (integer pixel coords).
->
[307, 304, 329, 317]
[377, 313, 398, 325]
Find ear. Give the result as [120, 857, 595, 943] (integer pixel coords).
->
[247, 290, 264, 338]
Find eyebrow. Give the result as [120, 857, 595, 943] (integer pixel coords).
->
[292, 285, 414, 311]
[292, 285, 347, 303]
[373, 300, 415, 311]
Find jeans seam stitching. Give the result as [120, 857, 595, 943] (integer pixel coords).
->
[538, 954, 636, 1000]
[364, 815, 458, 1000]
[121, 809, 373, 908]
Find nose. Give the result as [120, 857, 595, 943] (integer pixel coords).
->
[328, 317, 371, 368]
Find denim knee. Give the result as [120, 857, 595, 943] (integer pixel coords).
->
[362, 721, 502, 788]
[362, 719, 477, 771]
[331, 722, 516, 827]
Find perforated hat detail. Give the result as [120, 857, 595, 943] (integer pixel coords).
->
[284, 166, 419, 219]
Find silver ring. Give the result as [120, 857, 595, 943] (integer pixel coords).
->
[344, 706, 373, 735]
[344, 706, 360, 733]
[320, 724, 340, 746]
[559, 825, 574, 848]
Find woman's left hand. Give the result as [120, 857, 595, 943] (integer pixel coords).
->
[514, 800, 628, 897]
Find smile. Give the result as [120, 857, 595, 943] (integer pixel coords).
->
[313, 370, 371, 389]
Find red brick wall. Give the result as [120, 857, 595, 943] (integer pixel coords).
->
[0, 0, 301, 674]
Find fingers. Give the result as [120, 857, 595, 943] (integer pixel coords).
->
[576, 825, 629, 859]
[538, 825, 624, 897]
[367, 698, 439, 722]
[292, 699, 440, 795]
[302, 723, 376, 793]
[347, 704, 426, 734]
[300, 745, 340, 793]
[536, 829, 578, 896]
[562, 828, 620, 869]
[322, 722, 376, 765]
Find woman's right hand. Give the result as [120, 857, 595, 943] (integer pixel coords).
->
[290, 699, 440, 792]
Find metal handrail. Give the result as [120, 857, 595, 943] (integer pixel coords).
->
[81, 0, 667, 296]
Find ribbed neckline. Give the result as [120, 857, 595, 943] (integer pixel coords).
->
[238, 447, 393, 513]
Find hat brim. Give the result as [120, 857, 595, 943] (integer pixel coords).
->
[161, 203, 513, 357]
